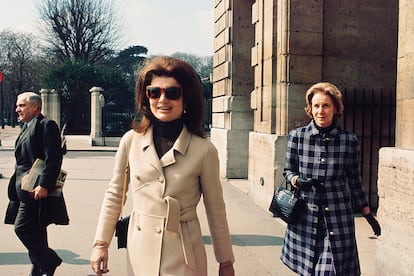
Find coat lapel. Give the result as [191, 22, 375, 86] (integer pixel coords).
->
[15, 115, 43, 149]
[15, 120, 35, 150]
[141, 128, 163, 174]
[160, 126, 191, 167]
[15, 126, 28, 149]
[141, 126, 192, 170]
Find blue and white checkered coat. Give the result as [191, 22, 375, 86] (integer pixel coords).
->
[280, 121, 369, 275]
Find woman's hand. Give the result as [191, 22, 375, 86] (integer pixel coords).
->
[291, 175, 299, 188]
[219, 261, 235, 276]
[90, 241, 109, 275]
[364, 213, 381, 236]
[291, 176, 322, 192]
[362, 206, 381, 236]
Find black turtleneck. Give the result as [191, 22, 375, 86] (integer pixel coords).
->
[153, 118, 184, 158]
[314, 118, 337, 134]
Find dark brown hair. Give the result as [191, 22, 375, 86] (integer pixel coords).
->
[304, 82, 344, 118]
[132, 56, 205, 137]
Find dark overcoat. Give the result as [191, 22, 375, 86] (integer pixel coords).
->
[4, 114, 69, 227]
[281, 120, 368, 275]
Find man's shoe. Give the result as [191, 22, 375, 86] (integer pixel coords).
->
[39, 269, 55, 276]
[29, 264, 41, 276]
[40, 264, 59, 276]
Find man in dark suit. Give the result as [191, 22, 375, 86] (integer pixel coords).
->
[5, 92, 69, 276]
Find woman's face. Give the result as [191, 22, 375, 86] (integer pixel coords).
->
[311, 92, 336, 128]
[148, 76, 184, 122]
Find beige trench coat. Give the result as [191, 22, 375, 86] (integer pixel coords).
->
[94, 127, 234, 276]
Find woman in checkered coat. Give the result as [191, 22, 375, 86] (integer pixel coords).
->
[280, 82, 381, 275]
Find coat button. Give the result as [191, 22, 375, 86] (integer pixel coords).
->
[136, 225, 141, 231]
[329, 231, 335, 236]
[154, 226, 162, 234]
[135, 175, 141, 180]
[324, 207, 330, 212]
[157, 176, 164, 183]
[321, 158, 326, 162]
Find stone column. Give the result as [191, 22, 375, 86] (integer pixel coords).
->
[376, 0, 414, 273]
[211, 0, 255, 179]
[40, 89, 61, 127]
[89, 87, 104, 144]
[247, 0, 324, 210]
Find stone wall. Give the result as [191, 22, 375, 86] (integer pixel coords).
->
[248, 132, 286, 210]
[211, 0, 254, 178]
[213, 2, 400, 245]
[323, 1, 398, 89]
[376, 0, 414, 274]
[211, 5, 405, 272]
[377, 148, 414, 275]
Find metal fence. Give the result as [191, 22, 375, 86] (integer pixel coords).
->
[341, 88, 396, 211]
[102, 96, 213, 136]
[102, 107, 135, 137]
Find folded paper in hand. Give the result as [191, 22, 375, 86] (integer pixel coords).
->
[21, 158, 67, 197]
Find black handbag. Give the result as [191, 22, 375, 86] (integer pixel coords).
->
[269, 181, 305, 224]
[115, 215, 130, 248]
[115, 133, 133, 249]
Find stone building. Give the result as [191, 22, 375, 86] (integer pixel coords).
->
[376, 0, 414, 273]
[212, 0, 412, 274]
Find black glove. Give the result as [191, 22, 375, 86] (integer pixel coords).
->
[364, 213, 381, 236]
[296, 178, 319, 192]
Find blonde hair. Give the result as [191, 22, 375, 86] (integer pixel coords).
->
[304, 82, 344, 118]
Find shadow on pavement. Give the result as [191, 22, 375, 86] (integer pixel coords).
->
[0, 252, 30, 265]
[0, 249, 89, 265]
[203, 234, 284, 246]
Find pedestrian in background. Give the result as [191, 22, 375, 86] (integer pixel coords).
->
[90, 56, 235, 276]
[281, 82, 381, 275]
[4, 92, 69, 276]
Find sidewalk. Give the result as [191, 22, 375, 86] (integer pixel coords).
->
[0, 125, 117, 152]
[0, 125, 20, 150]
[0, 126, 377, 275]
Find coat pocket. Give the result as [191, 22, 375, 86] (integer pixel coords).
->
[128, 213, 164, 275]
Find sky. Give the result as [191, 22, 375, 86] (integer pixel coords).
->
[0, 0, 214, 57]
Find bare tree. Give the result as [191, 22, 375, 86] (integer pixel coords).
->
[171, 52, 212, 80]
[36, 0, 122, 64]
[0, 30, 45, 125]
[1, 31, 48, 90]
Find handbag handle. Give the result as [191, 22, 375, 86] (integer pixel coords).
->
[280, 177, 299, 193]
[120, 132, 133, 219]
[280, 177, 292, 189]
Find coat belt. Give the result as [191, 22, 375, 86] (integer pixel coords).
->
[163, 196, 197, 269]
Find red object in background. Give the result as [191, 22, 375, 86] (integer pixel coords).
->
[0, 71, 3, 83]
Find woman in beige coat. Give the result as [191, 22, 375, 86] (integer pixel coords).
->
[90, 56, 235, 276]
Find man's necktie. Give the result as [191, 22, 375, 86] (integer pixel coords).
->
[16, 123, 28, 144]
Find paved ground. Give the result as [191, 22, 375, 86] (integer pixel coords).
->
[0, 126, 377, 275]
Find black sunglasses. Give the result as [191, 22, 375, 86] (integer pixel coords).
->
[146, 86, 182, 100]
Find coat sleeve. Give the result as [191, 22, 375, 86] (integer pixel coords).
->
[37, 119, 63, 190]
[200, 142, 235, 264]
[283, 129, 300, 182]
[93, 131, 132, 244]
[346, 134, 369, 210]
